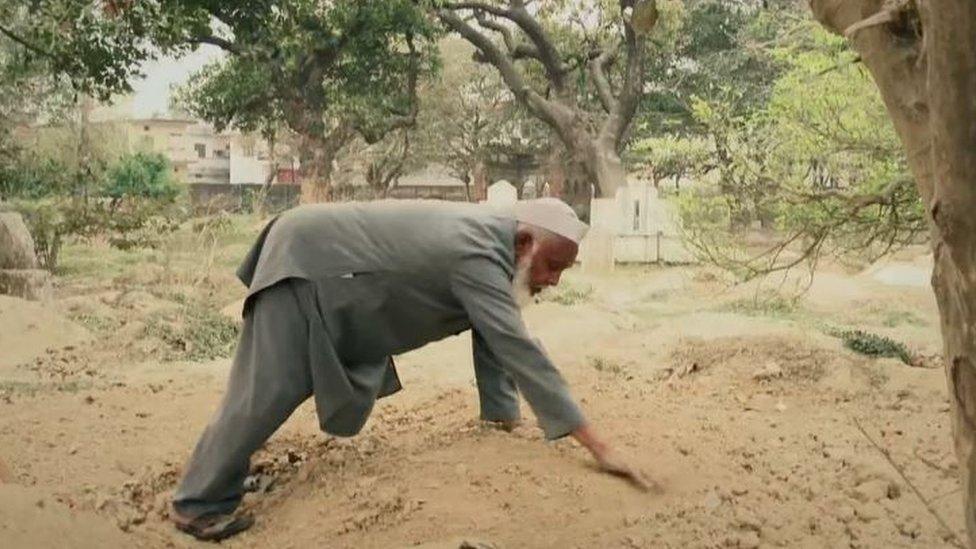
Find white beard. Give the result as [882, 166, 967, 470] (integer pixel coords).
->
[512, 249, 535, 309]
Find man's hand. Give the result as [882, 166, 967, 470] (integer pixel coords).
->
[571, 424, 661, 493]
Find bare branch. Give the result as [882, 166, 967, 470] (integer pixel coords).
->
[472, 13, 542, 61]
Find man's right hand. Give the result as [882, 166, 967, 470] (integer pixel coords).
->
[571, 423, 661, 493]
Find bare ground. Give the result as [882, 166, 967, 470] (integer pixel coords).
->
[0, 228, 963, 548]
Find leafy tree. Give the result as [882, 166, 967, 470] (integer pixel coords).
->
[173, 0, 440, 202]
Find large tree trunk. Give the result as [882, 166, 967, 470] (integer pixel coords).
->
[924, 2, 976, 544]
[811, 1, 975, 544]
[553, 132, 628, 221]
[297, 123, 356, 204]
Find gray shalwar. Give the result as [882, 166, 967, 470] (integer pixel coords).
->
[174, 200, 584, 518]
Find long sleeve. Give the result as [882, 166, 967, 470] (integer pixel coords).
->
[472, 329, 521, 422]
[451, 256, 585, 439]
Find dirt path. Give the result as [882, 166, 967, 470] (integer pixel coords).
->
[0, 261, 964, 548]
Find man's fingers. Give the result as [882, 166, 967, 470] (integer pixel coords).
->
[600, 462, 662, 494]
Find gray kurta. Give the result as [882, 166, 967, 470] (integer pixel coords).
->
[174, 200, 583, 519]
[238, 200, 583, 439]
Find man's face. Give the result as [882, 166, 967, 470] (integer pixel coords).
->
[514, 231, 579, 297]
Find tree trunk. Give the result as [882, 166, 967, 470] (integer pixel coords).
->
[811, 1, 975, 545]
[585, 136, 627, 199]
[553, 134, 627, 221]
[299, 142, 335, 204]
[924, 2, 976, 544]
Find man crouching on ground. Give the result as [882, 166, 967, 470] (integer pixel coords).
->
[171, 197, 653, 541]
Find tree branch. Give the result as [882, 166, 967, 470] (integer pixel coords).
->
[442, 0, 568, 92]
[600, 0, 654, 148]
[588, 42, 620, 114]
[0, 23, 56, 60]
[186, 35, 242, 55]
[472, 13, 542, 62]
[436, 8, 573, 141]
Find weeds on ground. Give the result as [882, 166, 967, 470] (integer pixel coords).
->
[144, 302, 240, 362]
[830, 328, 913, 365]
[588, 356, 628, 376]
[66, 312, 121, 335]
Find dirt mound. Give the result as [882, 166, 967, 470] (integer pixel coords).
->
[667, 334, 857, 383]
[0, 484, 132, 548]
[0, 295, 90, 375]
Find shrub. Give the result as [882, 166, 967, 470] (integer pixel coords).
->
[102, 152, 180, 201]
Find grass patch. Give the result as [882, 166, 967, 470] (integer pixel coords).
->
[719, 293, 799, 318]
[0, 379, 93, 398]
[877, 309, 927, 328]
[67, 312, 122, 335]
[539, 282, 594, 306]
[144, 302, 240, 362]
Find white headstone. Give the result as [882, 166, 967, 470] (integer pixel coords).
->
[486, 180, 518, 206]
[521, 179, 537, 199]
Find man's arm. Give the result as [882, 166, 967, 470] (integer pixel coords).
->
[472, 329, 522, 426]
[451, 256, 584, 439]
[452, 256, 655, 491]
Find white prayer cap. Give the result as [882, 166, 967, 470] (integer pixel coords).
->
[511, 198, 589, 244]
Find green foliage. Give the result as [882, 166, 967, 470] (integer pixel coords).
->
[102, 152, 180, 201]
[637, 0, 793, 136]
[836, 329, 912, 365]
[174, 0, 440, 142]
[144, 303, 240, 362]
[13, 195, 186, 270]
[666, 22, 924, 280]
[0, 153, 76, 200]
[629, 135, 710, 186]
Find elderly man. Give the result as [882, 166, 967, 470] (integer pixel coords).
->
[172, 198, 649, 541]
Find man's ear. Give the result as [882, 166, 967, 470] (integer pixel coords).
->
[514, 229, 534, 258]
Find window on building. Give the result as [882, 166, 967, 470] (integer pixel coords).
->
[194, 143, 206, 158]
[143, 125, 150, 131]
[214, 149, 228, 159]
[633, 200, 641, 232]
